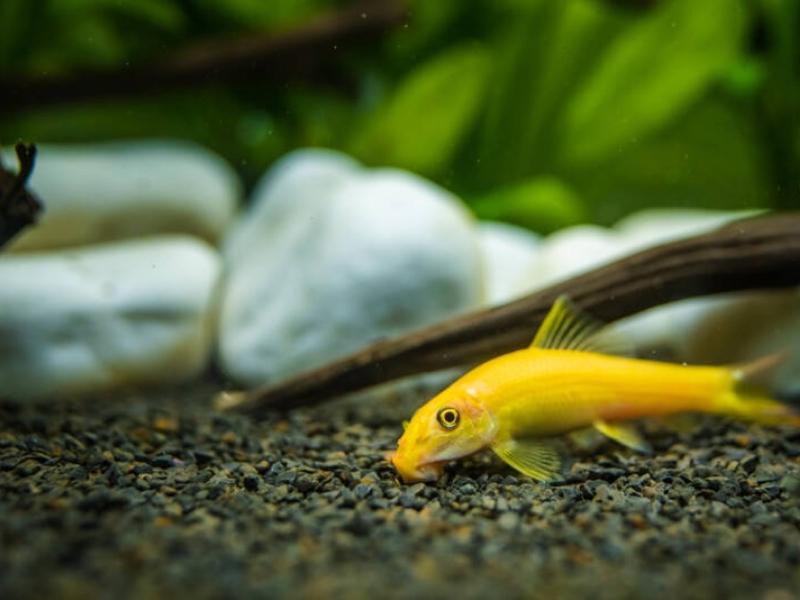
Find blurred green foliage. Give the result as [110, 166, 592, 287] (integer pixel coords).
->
[0, 0, 797, 231]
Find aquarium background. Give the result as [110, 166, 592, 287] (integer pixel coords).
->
[2, 3, 800, 600]
[1, 0, 797, 229]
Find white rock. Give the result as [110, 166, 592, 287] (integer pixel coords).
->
[4, 140, 240, 252]
[530, 209, 752, 290]
[477, 221, 541, 305]
[0, 236, 222, 399]
[224, 148, 360, 265]
[615, 208, 758, 248]
[219, 149, 484, 387]
[613, 295, 741, 360]
[530, 224, 624, 288]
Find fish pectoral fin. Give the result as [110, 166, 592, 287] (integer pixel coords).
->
[491, 437, 562, 481]
[593, 420, 651, 454]
[529, 295, 633, 357]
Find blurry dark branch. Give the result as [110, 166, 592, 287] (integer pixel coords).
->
[0, 0, 407, 113]
[217, 212, 800, 417]
[0, 143, 42, 249]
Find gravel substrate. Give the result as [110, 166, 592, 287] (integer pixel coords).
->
[1, 382, 799, 600]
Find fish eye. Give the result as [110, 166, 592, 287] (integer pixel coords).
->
[436, 407, 460, 430]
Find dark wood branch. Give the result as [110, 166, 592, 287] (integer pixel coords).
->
[217, 212, 800, 417]
[0, 0, 407, 113]
[0, 143, 42, 249]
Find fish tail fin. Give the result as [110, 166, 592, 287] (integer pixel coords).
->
[717, 351, 800, 427]
[716, 389, 800, 427]
[731, 350, 789, 388]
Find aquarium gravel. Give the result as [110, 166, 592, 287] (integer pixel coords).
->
[1, 384, 799, 600]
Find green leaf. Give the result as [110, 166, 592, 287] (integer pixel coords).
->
[0, 90, 271, 177]
[469, 177, 586, 234]
[758, 0, 800, 209]
[284, 88, 357, 149]
[559, 0, 747, 166]
[568, 97, 772, 225]
[7, 0, 186, 73]
[472, 0, 628, 185]
[0, 0, 38, 70]
[720, 57, 767, 98]
[388, 0, 463, 60]
[350, 44, 490, 175]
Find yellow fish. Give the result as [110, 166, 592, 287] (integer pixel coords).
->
[389, 296, 799, 483]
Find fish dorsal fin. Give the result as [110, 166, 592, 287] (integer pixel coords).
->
[530, 295, 633, 356]
[492, 437, 562, 481]
[593, 420, 652, 453]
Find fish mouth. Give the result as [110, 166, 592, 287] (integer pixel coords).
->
[387, 451, 447, 483]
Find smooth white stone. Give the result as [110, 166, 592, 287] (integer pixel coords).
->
[0, 236, 222, 399]
[612, 295, 741, 362]
[219, 150, 484, 387]
[530, 225, 624, 289]
[615, 208, 758, 248]
[531, 209, 751, 291]
[4, 141, 240, 252]
[477, 222, 541, 305]
[224, 148, 360, 265]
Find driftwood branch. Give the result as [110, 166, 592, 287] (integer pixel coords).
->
[0, 0, 406, 113]
[0, 143, 42, 249]
[218, 212, 800, 417]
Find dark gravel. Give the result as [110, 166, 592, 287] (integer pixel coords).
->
[1, 382, 800, 600]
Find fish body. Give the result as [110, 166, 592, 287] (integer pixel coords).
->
[463, 349, 729, 436]
[389, 296, 798, 483]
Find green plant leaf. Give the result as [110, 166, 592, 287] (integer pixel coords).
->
[0, 90, 278, 182]
[758, 0, 800, 209]
[559, 0, 747, 166]
[568, 97, 772, 225]
[388, 0, 463, 61]
[0, 1, 29, 67]
[5, 0, 186, 73]
[472, 0, 628, 186]
[470, 177, 586, 234]
[349, 44, 490, 175]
